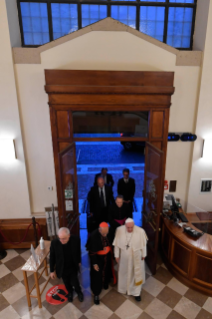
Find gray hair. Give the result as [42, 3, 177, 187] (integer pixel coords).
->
[57, 227, 70, 236]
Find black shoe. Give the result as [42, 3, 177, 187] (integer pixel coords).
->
[68, 292, 73, 302]
[103, 284, 109, 290]
[78, 291, 84, 302]
[94, 295, 99, 305]
[52, 293, 65, 302]
[135, 296, 141, 302]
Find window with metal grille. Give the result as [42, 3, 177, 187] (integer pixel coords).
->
[111, 5, 136, 28]
[167, 7, 193, 48]
[140, 6, 165, 41]
[17, 0, 197, 49]
[82, 5, 107, 28]
[51, 3, 78, 40]
[20, 2, 49, 45]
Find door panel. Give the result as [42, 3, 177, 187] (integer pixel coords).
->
[151, 111, 164, 139]
[143, 142, 164, 274]
[59, 143, 79, 235]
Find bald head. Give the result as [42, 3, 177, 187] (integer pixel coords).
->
[57, 227, 70, 244]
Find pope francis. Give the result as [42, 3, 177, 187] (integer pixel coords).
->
[113, 218, 148, 301]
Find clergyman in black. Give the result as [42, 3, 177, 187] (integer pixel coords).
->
[50, 227, 84, 303]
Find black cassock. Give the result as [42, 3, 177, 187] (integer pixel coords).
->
[117, 177, 136, 214]
[108, 202, 132, 239]
[86, 229, 115, 296]
[117, 177, 135, 202]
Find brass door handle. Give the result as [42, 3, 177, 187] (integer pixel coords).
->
[149, 222, 156, 232]
[151, 210, 157, 217]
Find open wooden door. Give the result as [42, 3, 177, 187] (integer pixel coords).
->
[59, 143, 79, 235]
[143, 142, 164, 275]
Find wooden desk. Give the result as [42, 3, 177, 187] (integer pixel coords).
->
[161, 213, 212, 296]
[22, 241, 51, 308]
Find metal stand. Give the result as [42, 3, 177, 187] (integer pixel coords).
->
[0, 250, 7, 260]
[32, 217, 39, 248]
[52, 204, 57, 239]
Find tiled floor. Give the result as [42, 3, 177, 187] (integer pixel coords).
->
[0, 231, 212, 319]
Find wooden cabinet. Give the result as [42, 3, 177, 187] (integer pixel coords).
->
[161, 215, 212, 295]
[0, 218, 47, 249]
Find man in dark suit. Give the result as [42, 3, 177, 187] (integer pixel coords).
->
[117, 168, 135, 215]
[87, 177, 115, 232]
[94, 168, 114, 188]
[50, 227, 84, 302]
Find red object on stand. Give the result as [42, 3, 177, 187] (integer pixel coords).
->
[164, 180, 168, 190]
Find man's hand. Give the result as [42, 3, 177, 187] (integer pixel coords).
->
[93, 264, 99, 271]
[115, 257, 120, 264]
[142, 257, 145, 260]
[50, 271, 56, 280]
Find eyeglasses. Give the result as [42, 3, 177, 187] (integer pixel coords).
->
[59, 237, 68, 241]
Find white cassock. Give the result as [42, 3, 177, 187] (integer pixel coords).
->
[113, 225, 147, 296]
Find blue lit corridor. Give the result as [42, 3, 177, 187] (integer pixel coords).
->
[76, 141, 145, 229]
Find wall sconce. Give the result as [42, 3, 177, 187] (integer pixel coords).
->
[0, 139, 16, 162]
[202, 139, 212, 159]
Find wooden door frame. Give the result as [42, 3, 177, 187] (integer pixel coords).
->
[143, 142, 164, 274]
[44, 70, 175, 235]
[58, 142, 80, 233]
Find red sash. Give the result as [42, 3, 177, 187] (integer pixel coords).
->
[97, 246, 111, 255]
[89, 246, 117, 284]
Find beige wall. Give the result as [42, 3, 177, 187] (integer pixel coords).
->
[193, 0, 210, 51]
[3, 0, 211, 217]
[14, 31, 200, 213]
[0, 1, 30, 219]
[187, 0, 212, 212]
[5, 0, 21, 47]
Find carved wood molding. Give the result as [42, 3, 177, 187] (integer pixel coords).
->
[45, 85, 175, 95]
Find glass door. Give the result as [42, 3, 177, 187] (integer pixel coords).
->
[142, 142, 164, 275]
[59, 143, 79, 235]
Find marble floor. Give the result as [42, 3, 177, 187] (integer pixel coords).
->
[0, 230, 212, 319]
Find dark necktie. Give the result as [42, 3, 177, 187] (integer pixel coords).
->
[100, 188, 105, 207]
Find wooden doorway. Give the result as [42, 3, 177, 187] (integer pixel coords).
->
[143, 142, 164, 274]
[44, 70, 175, 274]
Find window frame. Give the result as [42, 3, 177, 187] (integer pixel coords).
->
[17, 0, 197, 49]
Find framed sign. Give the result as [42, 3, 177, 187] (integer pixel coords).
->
[65, 200, 73, 211]
[200, 179, 212, 193]
[64, 189, 73, 199]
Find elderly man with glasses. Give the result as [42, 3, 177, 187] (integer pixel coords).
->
[50, 227, 84, 302]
